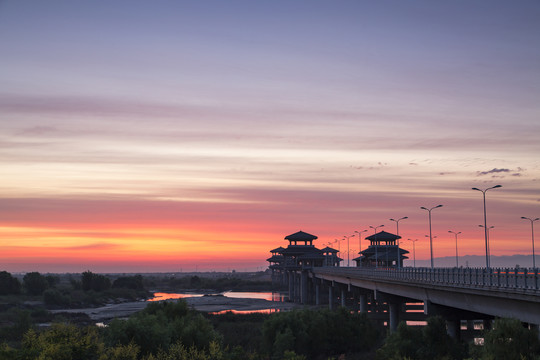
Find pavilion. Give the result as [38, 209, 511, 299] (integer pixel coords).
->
[353, 231, 409, 268]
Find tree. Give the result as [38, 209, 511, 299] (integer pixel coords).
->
[262, 307, 379, 359]
[0, 271, 21, 295]
[376, 321, 423, 360]
[82, 271, 111, 292]
[104, 300, 221, 356]
[112, 275, 144, 290]
[20, 324, 104, 359]
[23, 272, 49, 296]
[377, 317, 466, 360]
[482, 318, 540, 360]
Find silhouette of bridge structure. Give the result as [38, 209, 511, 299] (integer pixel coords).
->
[268, 231, 540, 339]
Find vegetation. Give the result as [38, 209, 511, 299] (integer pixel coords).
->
[0, 271, 21, 295]
[145, 273, 276, 293]
[2, 270, 540, 359]
[262, 307, 380, 359]
[477, 318, 540, 360]
[377, 316, 467, 360]
[22, 272, 50, 296]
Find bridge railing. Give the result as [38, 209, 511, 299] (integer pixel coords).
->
[314, 267, 540, 292]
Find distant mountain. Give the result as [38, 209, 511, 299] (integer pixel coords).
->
[406, 254, 538, 268]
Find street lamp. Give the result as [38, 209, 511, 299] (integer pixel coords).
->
[478, 225, 494, 265]
[369, 224, 384, 268]
[472, 185, 502, 269]
[407, 239, 418, 268]
[390, 216, 408, 269]
[338, 238, 346, 265]
[344, 235, 351, 267]
[354, 229, 368, 268]
[421, 205, 443, 269]
[521, 217, 539, 268]
[448, 231, 461, 267]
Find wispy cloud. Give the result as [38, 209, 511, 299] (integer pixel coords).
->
[62, 242, 121, 251]
[477, 168, 511, 176]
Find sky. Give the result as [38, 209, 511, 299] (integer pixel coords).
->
[0, 1, 539, 273]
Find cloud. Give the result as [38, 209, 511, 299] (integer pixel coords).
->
[62, 242, 121, 251]
[477, 168, 511, 176]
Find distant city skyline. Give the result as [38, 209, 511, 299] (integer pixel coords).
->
[1, 1, 539, 272]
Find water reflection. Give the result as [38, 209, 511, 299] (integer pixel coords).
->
[148, 291, 286, 302]
[148, 292, 204, 301]
[209, 308, 281, 315]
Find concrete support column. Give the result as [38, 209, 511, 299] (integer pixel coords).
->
[359, 294, 368, 313]
[447, 319, 459, 339]
[328, 284, 334, 310]
[315, 282, 320, 306]
[288, 272, 294, 301]
[388, 303, 399, 332]
[483, 319, 492, 331]
[341, 287, 346, 307]
[301, 271, 308, 305]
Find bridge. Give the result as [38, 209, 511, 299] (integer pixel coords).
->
[285, 266, 540, 338]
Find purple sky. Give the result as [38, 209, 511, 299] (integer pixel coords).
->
[0, 1, 539, 272]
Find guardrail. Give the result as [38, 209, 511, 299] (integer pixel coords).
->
[313, 267, 540, 292]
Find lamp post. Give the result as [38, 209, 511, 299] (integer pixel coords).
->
[407, 238, 418, 268]
[472, 185, 501, 269]
[338, 238, 346, 265]
[448, 231, 461, 267]
[421, 205, 443, 269]
[369, 224, 384, 268]
[334, 239, 341, 266]
[344, 235, 351, 267]
[390, 216, 408, 269]
[478, 225, 494, 265]
[521, 217, 539, 268]
[354, 229, 368, 268]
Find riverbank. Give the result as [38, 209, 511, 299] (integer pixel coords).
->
[51, 293, 301, 322]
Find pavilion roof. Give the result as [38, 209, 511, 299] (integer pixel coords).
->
[284, 230, 318, 241]
[298, 253, 326, 260]
[266, 255, 284, 262]
[270, 246, 285, 253]
[365, 231, 401, 241]
[321, 246, 338, 253]
[280, 245, 320, 256]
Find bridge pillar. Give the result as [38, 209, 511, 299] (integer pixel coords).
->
[328, 284, 334, 310]
[315, 280, 320, 306]
[341, 287, 346, 308]
[359, 293, 368, 313]
[447, 319, 459, 339]
[388, 302, 399, 332]
[287, 272, 293, 301]
[301, 270, 308, 304]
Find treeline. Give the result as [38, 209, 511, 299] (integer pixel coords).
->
[1, 299, 539, 359]
[2, 271, 540, 359]
[0, 301, 381, 359]
[146, 274, 275, 292]
[0, 270, 148, 308]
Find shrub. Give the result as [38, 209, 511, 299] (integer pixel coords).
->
[112, 275, 144, 290]
[482, 318, 540, 360]
[43, 288, 71, 307]
[82, 271, 111, 292]
[23, 272, 49, 296]
[0, 271, 21, 295]
[262, 307, 379, 359]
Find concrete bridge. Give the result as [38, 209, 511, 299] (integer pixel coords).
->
[286, 266, 540, 337]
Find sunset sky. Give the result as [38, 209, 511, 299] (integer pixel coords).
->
[1, 1, 539, 273]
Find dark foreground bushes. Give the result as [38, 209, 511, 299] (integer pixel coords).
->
[262, 307, 380, 359]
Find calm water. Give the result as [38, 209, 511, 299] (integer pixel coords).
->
[148, 291, 286, 302]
